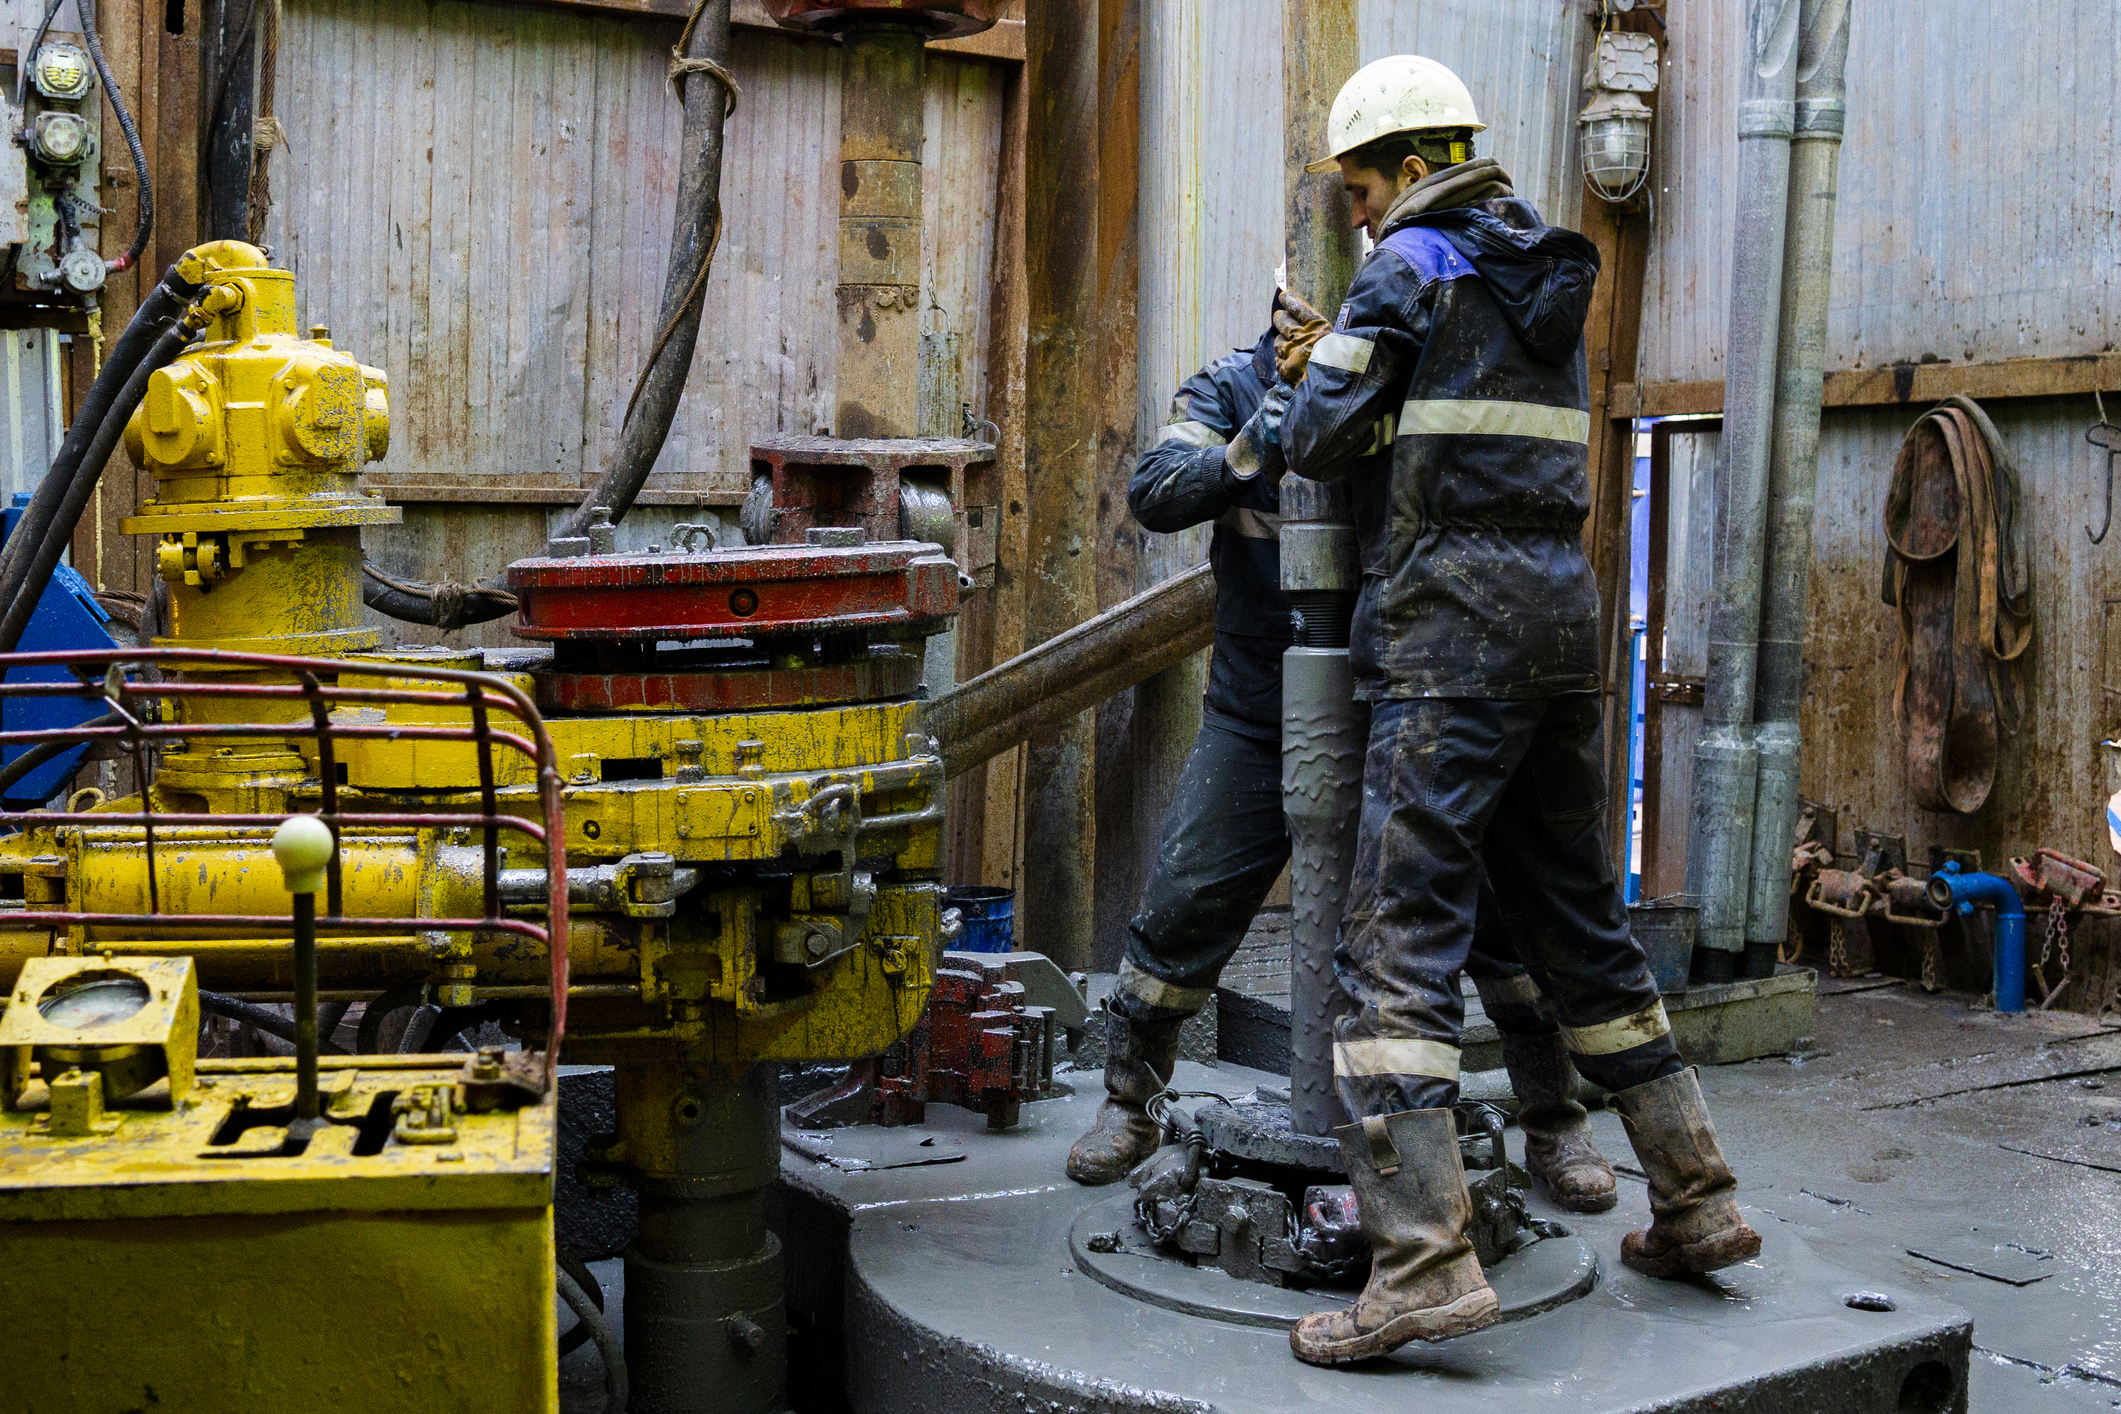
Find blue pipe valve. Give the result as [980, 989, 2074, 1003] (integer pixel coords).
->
[1924, 862, 2027, 1013]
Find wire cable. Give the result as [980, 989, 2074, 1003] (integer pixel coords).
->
[77, 0, 154, 272]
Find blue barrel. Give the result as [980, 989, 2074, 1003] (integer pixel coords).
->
[945, 886, 1015, 953]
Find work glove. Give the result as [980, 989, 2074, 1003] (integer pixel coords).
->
[1225, 382, 1293, 482]
[1273, 287, 1331, 383]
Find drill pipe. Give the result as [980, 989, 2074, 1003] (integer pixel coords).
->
[926, 564, 1213, 778]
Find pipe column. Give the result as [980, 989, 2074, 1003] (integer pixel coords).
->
[1683, 0, 1800, 981]
[618, 1062, 785, 1414]
[1742, 0, 1852, 978]
[1279, 0, 1359, 1137]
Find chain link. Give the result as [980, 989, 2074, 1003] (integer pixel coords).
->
[2037, 898, 2073, 1010]
[1828, 917, 1849, 978]
[1921, 933, 1941, 993]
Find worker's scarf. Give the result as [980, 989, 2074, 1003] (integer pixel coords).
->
[1378, 157, 1516, 232]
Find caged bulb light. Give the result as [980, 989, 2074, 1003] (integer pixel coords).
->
[1579, 88, 1653, 203]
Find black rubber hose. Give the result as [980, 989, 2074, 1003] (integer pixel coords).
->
[556, 1248, 605, 1358]
[78, 0, 154, 272]
[0, 710, 119, 801]
[556, 1263, 628, 1414]
[199, 991, 352, 1055]
[0, 319, 197, 656]
[360, 2, 734, 632]
[359, 561, 518, 631]
[12, 0, 64, 111]
[0, 264, 202, 600]
[550, 0, 733, 549]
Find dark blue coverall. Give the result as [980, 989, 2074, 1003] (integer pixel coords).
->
[1110, 308, 1556, 1039]
[1280, 196, 1683, 1119]
[1107, 321, 1295, 1025]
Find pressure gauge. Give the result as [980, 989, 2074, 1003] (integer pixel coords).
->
[30, 41, 93, 101]
[28, 109, 91, 165]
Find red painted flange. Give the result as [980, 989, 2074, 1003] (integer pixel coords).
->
[535, 651, 924, 714]
[508, 539, 959, 643]
[760, 0, 1006, 39]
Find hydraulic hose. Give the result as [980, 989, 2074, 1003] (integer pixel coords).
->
[0, 710, 120, 801]
[359, 561, 517, 630]
[78, 0, 154, 273]
[551, 0, 734, 548]
[0, 263, 204, 602]
[360, 1, 735, 631]
[0, 318, 198, 656]
[557, 1263, 628, 1413]
[199, 991, 352, 1054]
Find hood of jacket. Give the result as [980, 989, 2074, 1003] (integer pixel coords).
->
[1378, 161, 1600, 367]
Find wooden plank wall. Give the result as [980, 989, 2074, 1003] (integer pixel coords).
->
[262, 2, 1005, 504]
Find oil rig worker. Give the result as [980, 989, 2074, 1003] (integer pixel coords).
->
[1065, 297, 1625, 1226]
[1272, 55, 1762, 1365]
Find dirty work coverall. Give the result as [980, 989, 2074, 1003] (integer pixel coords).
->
[1113, 314, 1562, 1037]
[1109, 323, 1294, 1025]
[1280, 194, 1683, 1116]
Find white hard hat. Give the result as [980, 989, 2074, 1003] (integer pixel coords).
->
[1305, 55, 1486, 174]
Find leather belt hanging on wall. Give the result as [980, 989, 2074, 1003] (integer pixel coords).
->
[1881, 395, 2032, 814]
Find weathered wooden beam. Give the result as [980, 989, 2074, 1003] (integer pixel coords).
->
[1017, 0, 1100, 971]
[1612, 350, 2121, 420]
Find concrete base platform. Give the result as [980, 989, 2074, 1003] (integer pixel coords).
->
[776, 1059, 1971, 1414]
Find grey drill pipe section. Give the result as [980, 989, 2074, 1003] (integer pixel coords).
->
[1280, 0, 1359, 1137]
[1744, 0, 1852, 958]
[1683, 0, 1801, 969]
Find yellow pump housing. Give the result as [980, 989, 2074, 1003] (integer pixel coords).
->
[119, 240, 398, 660]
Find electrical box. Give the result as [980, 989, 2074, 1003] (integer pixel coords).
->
[3, 0, 107, 295]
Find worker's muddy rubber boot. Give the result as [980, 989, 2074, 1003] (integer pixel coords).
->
[1289, 1108, 1500, 1365]
[1066, 1006, 1182, 1185]
[1612, 1067, 1763, 1276]
[1504, 1030, 1617, 1213]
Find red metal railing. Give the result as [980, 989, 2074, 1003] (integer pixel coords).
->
[0, 647, 571, 1087]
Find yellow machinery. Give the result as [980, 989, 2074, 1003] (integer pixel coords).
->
[0, 240, 962, 1413]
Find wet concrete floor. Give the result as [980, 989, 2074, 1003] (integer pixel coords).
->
[559, 979, 2121, 1411]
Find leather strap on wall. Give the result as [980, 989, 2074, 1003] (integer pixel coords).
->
[1881, 396, 2032, 814]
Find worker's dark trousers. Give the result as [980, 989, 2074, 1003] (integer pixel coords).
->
[1332, 692, 1683, 1119]
[1109, 711, 1291, 1024]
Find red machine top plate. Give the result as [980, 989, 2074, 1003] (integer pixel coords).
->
[508, 539, 960, 642]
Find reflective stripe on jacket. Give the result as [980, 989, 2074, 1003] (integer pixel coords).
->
[1281, 198, 1602, 699]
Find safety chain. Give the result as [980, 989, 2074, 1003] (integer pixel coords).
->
[1920, 933, 1941, 993]
[1828, 917, 1849, 978]
[1134, 1089, 1210, 1245]
[2038, 898, 2073, 1011]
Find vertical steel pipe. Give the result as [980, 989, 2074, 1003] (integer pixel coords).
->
[1280, 0, 1359, 1137]
[835, 25, 926, 438]
[620, 1062, 786, 1414]
[1743, 0, 1852, 979]
[1683, 0, 1800, 980]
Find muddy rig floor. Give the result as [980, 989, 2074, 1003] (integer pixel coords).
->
[558, 978, 2121, 1412]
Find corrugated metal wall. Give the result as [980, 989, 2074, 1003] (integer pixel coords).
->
[1643, 0, 2121, 383]
[264, 1, 1003, 495]
[1136, 0, 1594, 558]
[1638, 1, 2121, 898]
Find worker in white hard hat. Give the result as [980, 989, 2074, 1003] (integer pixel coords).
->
[1263, 54, 1761, 1366]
